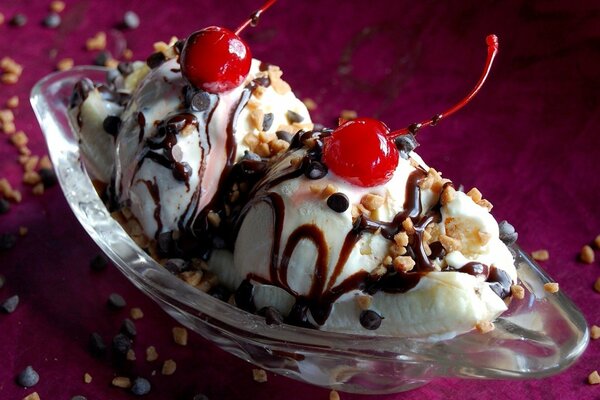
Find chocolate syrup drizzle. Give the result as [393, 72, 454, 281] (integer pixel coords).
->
[236, 131, 513, 328]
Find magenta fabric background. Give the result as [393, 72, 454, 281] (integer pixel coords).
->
[1, 0, 599, 399]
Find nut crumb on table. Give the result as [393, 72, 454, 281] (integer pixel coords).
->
[531, 249, 549, 261]
[580, 245, 595, 264]
[252, 368, 267, 383]
[591, 325, 600, 340]
[589, 370, 600, 385]
[172, 326, 188, 346]
[543, 282, 559, 293]
[329, 390, 341, 400]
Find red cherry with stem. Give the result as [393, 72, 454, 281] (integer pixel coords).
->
[180, 0, 277, 93]
[323, 34, 499, 187]
[322, 118, 399, 187]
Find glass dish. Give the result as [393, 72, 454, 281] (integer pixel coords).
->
[31, 66, 589, 395]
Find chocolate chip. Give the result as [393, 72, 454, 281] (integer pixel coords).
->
[90, 254, 108, 271]
[359, 309, 383, 330]
[286, 110, 304, 124]
[112, 333, 132, 355]
[123, 11, 140, 29]
[71, 396, 87, 400]
[10, 14, 27, 27]
[107, 293, 126, 310]
[262, 113, 274, 131]
[39, 168, 58, 188]
[0, 233, 17, 250]
[1, 295, 19, 313]
[93, 51, 111, 66]
[242, 150, 261, 161]
[164, 258, 188, 273]
[117, 62, 133, 75]
[16, 366, 39, 387]
[259, 306, 283, 325]
[275, 130, 293, 143]
[304, 161, 327, 180]
[234, 280, 255, 312]
[327, 193, 349, 213]
[89, 332, 106, 357]
[103, 116, 121, 136]
[191, 91, 211, 112]
[146, 52, 166, 69]
[120, 318, 137, 338]
[43, 12, 61, 28]
[0, 198, 10, 214]
[131, 377, 151, 396]
[209, 285, 231, 301]
[498, 220, 518, 246]
[394, 134, 419, 158]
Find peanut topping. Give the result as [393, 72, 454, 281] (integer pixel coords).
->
[393, 256, 415, 272]
[531, 249, 549, 261]
[360, 193, 385, 211]
[475, 321, 495, 334]
[580, 245, 594, 264]
[440, 185, 456, 206]
[401, 218, 414, 234]
[440, 234, 462, 252]
[393, 231, 409, 247]
[356, 295, 372, 310]
[510, 284, 525, 300]
[466, 187, 482, 202]
[543, 282, 559, 293]
[86, 32, 107, 51]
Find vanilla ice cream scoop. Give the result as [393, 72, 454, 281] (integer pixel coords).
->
[70, 47, 311, 242]
[224, 129, 517, 337]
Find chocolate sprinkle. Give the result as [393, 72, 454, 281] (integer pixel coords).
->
[0, 198, 10, 214]
[275, 130, 293, 143]
[1, 295, 19, 313]
[107, 293, 126, 309]
[0, 233, 17, 250]
[89, 332, 106, 357]
[90, 254, 108, 271]
[39, 168, 58, 188]
[286, 110, 304, 124]
[120, 318, 137, 338]
[359, 309, 383, 330]
[16, 366, 39, 388]
[10, 14, 27, 27]
[304, 161, 327, 180]
[326, 192, 349, 213]
[146, 52, 166, 69]
[94, 51, 111, 67]
[43, 12, 61, 28]
[498, 220, 518, 246]
[262, 112, 274, 131]
[131, 377, 151, 396]
[112, 333, 132, 355]
[103, 115, 121, 136]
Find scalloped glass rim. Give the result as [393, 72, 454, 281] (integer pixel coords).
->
[31, 66, 589, 394]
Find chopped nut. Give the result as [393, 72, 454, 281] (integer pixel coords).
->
[249, 109, 264, 131]
[321, 184, 337, 198]
[162, 359, 177, 375]
[10, 131, 28, 147]
[389, 243, 406, 257]
[309, 184, 322, 194]
[86, 32, 107, 51]
[56, 58, 74, 71]
[477, 231, 492, 245]
[23, 155, 39, 172]
[23, 171, 41, 185]
[401, 218, 414, 234]
[179, 270, 202, 286]
[531, 249, 549, 261]
[580, 245, 595, 264]
[254, 142, 270, 157]
[146, 345, 158, 362]
[50, 1, 66, 13]
[23, 393, 40, 400]
[466, 187, 482, 202]
[1, 108, 15, 123]
[126, 349, 136, 361]
[594, 234, 600, 249]
[0, 13, 4, 26]
[172, 326, 188, 346]
[207, 211, 221, 227]
[269, 138, 290, 154]
[440, 185, 456, 206]
[591, 325, 600, 340]
[594, 278, 600, 293]
[440, 234, 462, 252]
[267, 65, 291, 94]
[589, 370, 600, 385]
[7, 96, 18, 108]
[7, 188, 23, 202]
[243, 132, 259, 148]
[360, 193, 384, 211]
[393, 232, 409, 247]
[383, 255, 393, 266]
[340, 109, 357, 120]
[393, 256, 415, 272]
[2, 72, 20, 85]
[112, 376, 131, 388]
[510, 284, 525, 300]
[475, 321, 495, 334]
[83, 372, 92, 383]
[303, 98, 317, 111]
[123, 48, 134, 60]
[39, 155, 52, 170]
[32, 183, 44, 196]
[543, 282, 559, 293]
[2, 121, 16, 134]
[355, 295, 372, 310]
[370, 265, 387, 277]
[329, 390, 341, 400]
[476, 199, 493, 211]
[0, 57, 23, 75]
[18, 226, 28, 236]
[252, 368, 268, 383]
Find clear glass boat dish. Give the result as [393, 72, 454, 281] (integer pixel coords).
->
[31, 67, 589, 394]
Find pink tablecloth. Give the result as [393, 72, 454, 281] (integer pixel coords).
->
[1, 0, 599, 399]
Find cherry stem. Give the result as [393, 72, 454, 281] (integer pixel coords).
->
[235, 0, 278, 35]
[389, 34, 499, 137]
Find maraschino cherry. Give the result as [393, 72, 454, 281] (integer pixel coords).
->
[323, 34, 499, 187]
[180, 0, 277, 93]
